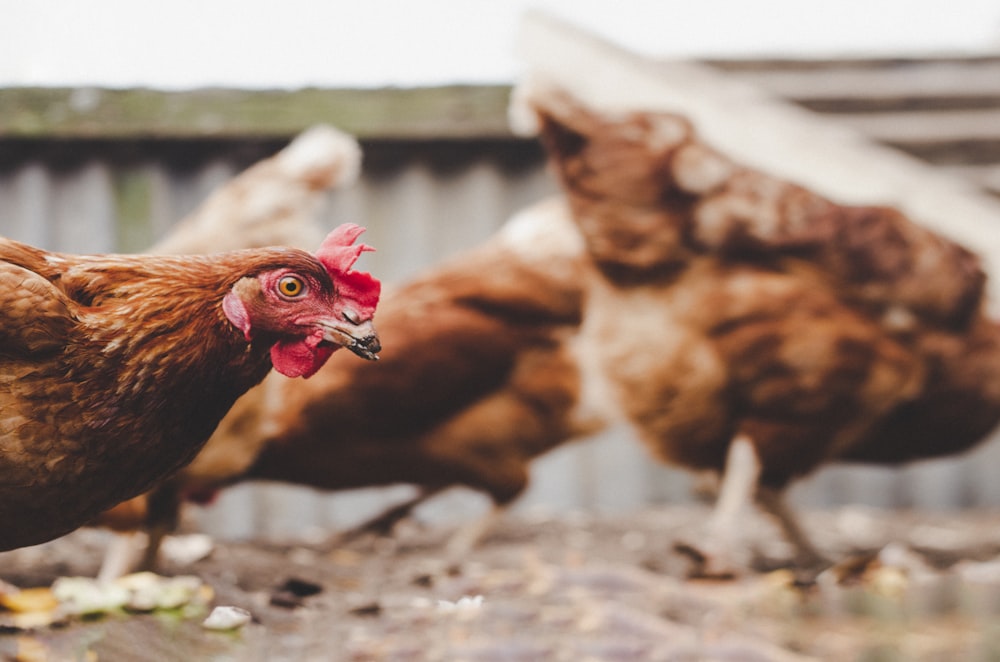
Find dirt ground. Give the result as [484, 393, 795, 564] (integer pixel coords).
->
[2, 505, 1000, 661]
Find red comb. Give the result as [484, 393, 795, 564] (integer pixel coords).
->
[315, 224, 381, 316]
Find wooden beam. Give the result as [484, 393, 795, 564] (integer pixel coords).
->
[710, 59, 1000, 100]
[0, 86, 514, 140]
[944, 164, 1000, 196]
[796, 95, 1000, 114]
[827, 109, 1000, 143]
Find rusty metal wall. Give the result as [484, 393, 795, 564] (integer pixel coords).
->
[2, 145, 1000, 542]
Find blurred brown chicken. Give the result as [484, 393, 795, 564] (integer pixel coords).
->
[516, 83, 1000, 570]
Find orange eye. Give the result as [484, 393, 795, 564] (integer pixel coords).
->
[277, 275, 305, 298]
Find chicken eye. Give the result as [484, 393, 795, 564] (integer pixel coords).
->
[277, 275, 305, 298]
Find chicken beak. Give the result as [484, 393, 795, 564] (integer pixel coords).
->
[320, 318, 381, 361]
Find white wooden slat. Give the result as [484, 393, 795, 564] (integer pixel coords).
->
[720, 60, 1000, 100]
[251, 483, 326, 541]
[789, 468, 842, 509]
[945, 164, 1000, 193]
[829, 465, 900, 510]
[432, 161, 512, 259]
[0, 163, 53, 247]
[504, 167, 560, 218]
[189, 484, 259, 541]
[827, 109, 1000, 143]
[961, 432, 1000, 506]
[322, 179, 371, 236]
[321, 484, 421, 531]
[643, 463, 699, 505]
[515, 441, 593, 515]
[136, 164, 178, 247]
[50, 161, 116, 253]
[411, 487, 494, 527]
[168, 161, 238, 226]
[576, 429, 652, 513]
[362, 166, 440, 284]
[899, 457, 970, 511]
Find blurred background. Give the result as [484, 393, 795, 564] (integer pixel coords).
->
[3, 0, 1000, 540]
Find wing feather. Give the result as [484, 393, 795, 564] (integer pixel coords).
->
[0, 261, 75, 357]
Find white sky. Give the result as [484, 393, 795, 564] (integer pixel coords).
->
[1, 0, 999, 89]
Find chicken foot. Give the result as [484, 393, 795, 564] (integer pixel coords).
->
[675, 435, 761, 577]
[677, 435, 832, 577]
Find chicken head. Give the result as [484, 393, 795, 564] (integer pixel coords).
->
[222, 223, 382, 377]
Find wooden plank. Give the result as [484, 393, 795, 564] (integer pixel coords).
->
[795, 95, 1000, 114]
[0, 86, 514, 140]
[944, 164, 1000, 194]
[709, 59, 1000, 100]
[709, 55, 1000, 71]
[112, 169, 156, 252]
[827, 109, 1000, 143]
[890, 139, 1000, 166]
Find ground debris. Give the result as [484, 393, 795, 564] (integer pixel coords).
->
[269, 577, 323, 609]
[1, 507, 999, 660]
[202, 605, 252, 630]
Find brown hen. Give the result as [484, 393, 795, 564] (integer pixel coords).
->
[519, 84, 1000, 570]
[0, 225, 381, 551]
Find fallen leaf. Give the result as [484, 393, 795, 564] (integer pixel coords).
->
[0, 588, 58, 614]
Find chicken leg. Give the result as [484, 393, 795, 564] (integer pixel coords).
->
[679, 435, 761, 577]
[756, 485, 827, 571]
[333, 488, 444, 545]
[445, 505, 504, 559]
[96, 533, 145, 584]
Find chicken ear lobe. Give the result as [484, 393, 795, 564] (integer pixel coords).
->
[222, 290, 253, 340]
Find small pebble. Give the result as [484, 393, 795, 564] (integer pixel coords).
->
[202, 605, 252, 630]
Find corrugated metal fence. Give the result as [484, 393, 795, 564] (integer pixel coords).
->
[3, 56, 1000, 539]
